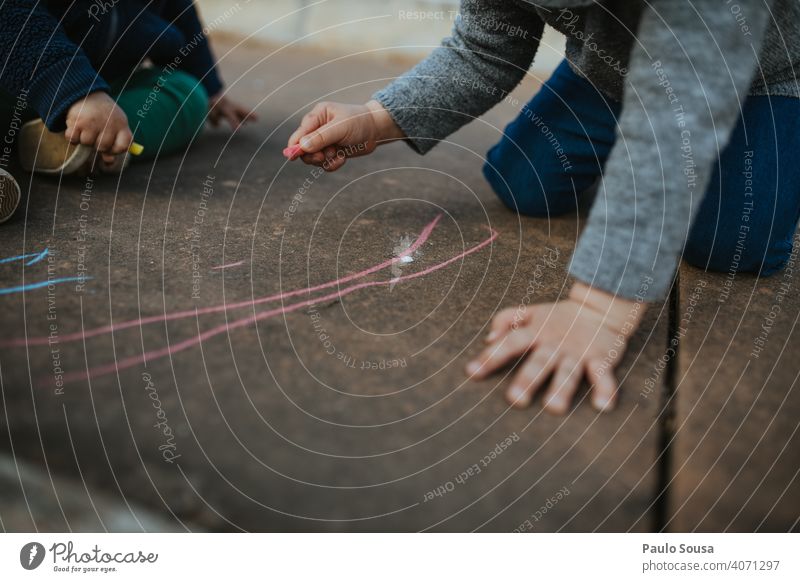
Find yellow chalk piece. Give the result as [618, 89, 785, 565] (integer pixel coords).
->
[128, 142, 144, 156]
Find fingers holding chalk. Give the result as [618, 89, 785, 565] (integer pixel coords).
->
[283, 144, 304, 160]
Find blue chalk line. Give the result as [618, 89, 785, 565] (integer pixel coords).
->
[26, 248, 50, 266]
[0, 247, 50, 266]
[0, 276, 91, 296]
[0, 277, 92, 295]
[0, 249, 90, 295]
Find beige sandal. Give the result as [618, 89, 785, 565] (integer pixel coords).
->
[18, 119, 93, 175]
[0, 168, 21, 224]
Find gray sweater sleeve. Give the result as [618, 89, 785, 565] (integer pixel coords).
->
[373, 0, 545, 154]
[568, 0, 774, 300]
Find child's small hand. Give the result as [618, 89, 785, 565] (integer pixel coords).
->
[466, 282, 644, 414]
[208, 93, 257, 129]
[287, 100, 404, 171]
[65, 92, 133, 163]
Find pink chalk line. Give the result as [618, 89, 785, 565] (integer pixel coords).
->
[211, 260, 245, 270]
[5, 214, 443, 349]
[59, 226, 498, 384]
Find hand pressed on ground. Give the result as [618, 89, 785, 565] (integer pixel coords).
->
[467, 282, 645, 415]
[208, 92, 257, 129]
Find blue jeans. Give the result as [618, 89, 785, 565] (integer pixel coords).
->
[483, 60, 800, 275]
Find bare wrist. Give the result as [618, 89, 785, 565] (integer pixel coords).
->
[365, 99, 404, 142]
[568, 281, 645, 334]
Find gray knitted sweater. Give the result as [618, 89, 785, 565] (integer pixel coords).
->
[374, 0, 799, 300]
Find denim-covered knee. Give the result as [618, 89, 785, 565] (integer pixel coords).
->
[684, 229, 793, 276]
[483, 142, 576, 218]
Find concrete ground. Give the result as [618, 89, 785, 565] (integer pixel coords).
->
[0, 38, 797, 532]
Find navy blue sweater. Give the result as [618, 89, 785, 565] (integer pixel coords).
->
[0, 0, 223, 132]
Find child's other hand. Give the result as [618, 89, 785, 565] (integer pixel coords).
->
[208, 93, 257, 129]
[287, 100, 404, 171]
[466, 282, 645, 415]
[65, 92, 132, 163]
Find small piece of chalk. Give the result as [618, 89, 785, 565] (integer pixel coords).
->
[128, 142, 144, 156]
[282, 144, 304, 160]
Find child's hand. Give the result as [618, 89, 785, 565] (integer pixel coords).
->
[208, 93, 257, 129]
[287, 100, 404, 171]
[65, 92, 133, 163]
[466, 282, 645, 414]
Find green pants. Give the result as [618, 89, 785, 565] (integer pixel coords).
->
[0, 68, 208, 162]
[112, 68, 208, 160]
